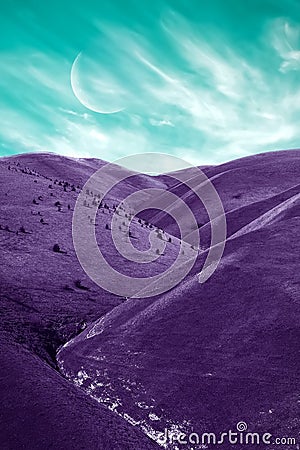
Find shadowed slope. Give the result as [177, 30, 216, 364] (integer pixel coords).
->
[147, 150, 300, 242]
[58, 150, 300, 447]
[0, 334, 158, 450]
[0, 154, 162, 449]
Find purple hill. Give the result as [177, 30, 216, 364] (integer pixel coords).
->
[0, 150, 299, 449]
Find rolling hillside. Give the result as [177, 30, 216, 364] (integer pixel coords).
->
[0, 150, 299, 449]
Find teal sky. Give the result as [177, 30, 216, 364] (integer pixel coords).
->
[1, 0, 300, 166]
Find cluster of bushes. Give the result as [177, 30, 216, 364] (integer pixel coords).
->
[63, 280, 90, 292]
[0, 224, 30, 234]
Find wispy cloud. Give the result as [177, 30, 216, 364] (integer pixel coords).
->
[149, 118, 174, 127]
[59, 108, 90, 120]
[271, 18, 300, 73]
[1, 3, 300, 167]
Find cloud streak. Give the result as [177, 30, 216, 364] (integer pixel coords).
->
[1, 2, 300, 167]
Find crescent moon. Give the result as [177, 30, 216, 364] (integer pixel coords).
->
[70, 52, 125, 115]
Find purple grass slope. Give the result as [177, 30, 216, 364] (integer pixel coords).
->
[0, 153, 159, 449]
[0, 150, 299, 449]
